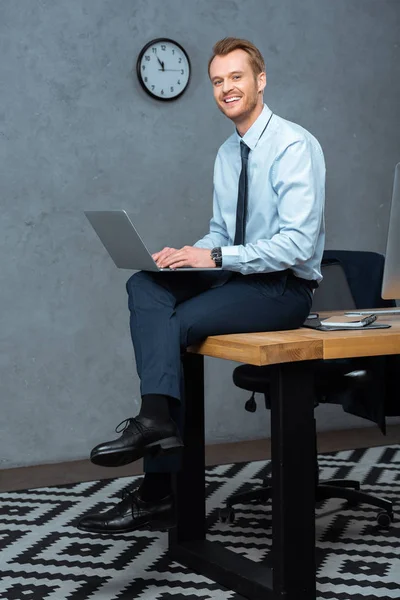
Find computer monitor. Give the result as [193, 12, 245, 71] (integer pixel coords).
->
[381, 163, 400, 300]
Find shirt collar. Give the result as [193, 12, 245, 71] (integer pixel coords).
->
[235, 104, 273, 151]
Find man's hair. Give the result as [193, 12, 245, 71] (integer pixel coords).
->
[208, 38, 266, 78]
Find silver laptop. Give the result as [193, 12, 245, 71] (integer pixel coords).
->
[85, 210, 221, 271]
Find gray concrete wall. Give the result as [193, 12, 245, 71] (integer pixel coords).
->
[1, 0, 399, 468]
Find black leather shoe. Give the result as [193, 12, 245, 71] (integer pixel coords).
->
[90, 415, 183, 467]
[77, 488, 175, 533]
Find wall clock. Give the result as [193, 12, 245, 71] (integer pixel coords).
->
[136, 38, 191, 101]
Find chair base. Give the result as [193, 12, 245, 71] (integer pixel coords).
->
[220, 477, 394, 528]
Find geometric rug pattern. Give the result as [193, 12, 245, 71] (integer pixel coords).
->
[0, 445, 399, 599]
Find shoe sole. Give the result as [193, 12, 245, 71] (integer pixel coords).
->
[77, 518, 175, 534]
[90, 436, 184, 468]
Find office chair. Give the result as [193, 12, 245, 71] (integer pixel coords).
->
[220, 251, 395, 528]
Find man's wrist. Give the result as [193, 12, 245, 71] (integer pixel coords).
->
[210, 247, 222, 268]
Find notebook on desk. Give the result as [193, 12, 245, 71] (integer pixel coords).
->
[303, 315, 391, 331]
[322, 314, 377, 328]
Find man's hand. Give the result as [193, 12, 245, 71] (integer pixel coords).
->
[152, 247, 177, 266]
[152, 246, 216, 269]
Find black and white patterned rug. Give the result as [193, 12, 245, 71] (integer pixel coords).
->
[1, 445, 399, 600]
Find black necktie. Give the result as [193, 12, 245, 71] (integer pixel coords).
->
[234, 141, 250, 246]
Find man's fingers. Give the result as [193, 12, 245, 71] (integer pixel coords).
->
[161, 254, 181, 267]
[151, 247, 188, 267]
[167, 251, 193, 269]
[158, 247, 212, 269]
[168, 260, 188, 269]
[161, 249, 190, 268]
[154, 247, 178, 264]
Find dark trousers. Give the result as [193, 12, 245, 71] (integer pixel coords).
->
[126, 269, 313, 472]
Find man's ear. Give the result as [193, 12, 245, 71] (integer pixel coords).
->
[258, 72, 266, 93]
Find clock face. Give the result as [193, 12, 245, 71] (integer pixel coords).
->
[137, 38, 191, 101]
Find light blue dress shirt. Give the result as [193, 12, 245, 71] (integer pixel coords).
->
[194, 104, 326, 282]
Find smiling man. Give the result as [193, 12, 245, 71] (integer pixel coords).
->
[78, 38, 325, 534]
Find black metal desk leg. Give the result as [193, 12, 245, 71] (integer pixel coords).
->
[270, 360, 317, 600]
[169, 353, 206, 545]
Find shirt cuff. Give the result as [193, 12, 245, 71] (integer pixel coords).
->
[221, 246, 241, 270]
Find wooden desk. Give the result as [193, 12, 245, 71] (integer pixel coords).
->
[168, 312, 400, 600]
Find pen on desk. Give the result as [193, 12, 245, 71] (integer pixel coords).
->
[362, 314, 377, 326]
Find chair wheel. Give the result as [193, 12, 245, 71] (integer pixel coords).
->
[219, 507, 235, 524]
[376, 511, 393, 528]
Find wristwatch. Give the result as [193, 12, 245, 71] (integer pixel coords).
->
[210, 247, 222, 268]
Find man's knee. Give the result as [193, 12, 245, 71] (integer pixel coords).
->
[126, 271, 152, 296]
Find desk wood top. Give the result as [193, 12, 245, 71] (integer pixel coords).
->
[189, 311, 400, 365]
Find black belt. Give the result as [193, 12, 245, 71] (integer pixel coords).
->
[287, 270, 319, 289]
[305, 278, 319, 290]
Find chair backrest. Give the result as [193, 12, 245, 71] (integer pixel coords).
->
[322, 250, 395, 309]
[312, 261, 356, 312]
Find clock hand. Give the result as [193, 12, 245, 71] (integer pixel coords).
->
[157, 57, 165, 71]
[158, 69, 181, 72]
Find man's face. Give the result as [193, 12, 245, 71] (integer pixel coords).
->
[209, 49, 266, 125]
